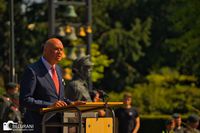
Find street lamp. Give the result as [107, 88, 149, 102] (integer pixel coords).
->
[9, 0, 15, 82]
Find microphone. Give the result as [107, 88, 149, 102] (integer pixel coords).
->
[97, 89, 109, 101]
[63, 98, 72, 105]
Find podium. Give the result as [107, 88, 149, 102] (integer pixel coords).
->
[86, 117, 113, 133]
[41, 102, 123, 133]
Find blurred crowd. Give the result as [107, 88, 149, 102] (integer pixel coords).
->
[163, 113, 200, 133]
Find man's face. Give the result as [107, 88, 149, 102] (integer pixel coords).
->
[174, 117, 182, 127]
[123, 96, 132, 105]
[190, 121, 199, 128]
[81, 65, 92, 79]
[166, 121, 175, 131]
[48, 43, 63, 62]
[44, 38, 64, 65]
[93, 92, 100, 102]
[7, 87, 19, 106]
[7, 87, 18, 95]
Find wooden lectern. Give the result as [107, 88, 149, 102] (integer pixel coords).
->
[41, 102, 123, 133]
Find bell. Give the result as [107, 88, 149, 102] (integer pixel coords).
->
[67, 47, 77, 60]
[66, 26, 78, 41]
[77, 47, 86, 58]
[56, 26, 66, 37]
[78, 27, 86, 37]
[65, 25, 72, 33]
[64, 68, 72, 80]
[86, 26, 92, 33]
[65, 5, 77, 18]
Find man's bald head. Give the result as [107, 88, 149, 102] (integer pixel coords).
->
[43, 38, 63, 50]
[43, 38, 64, 65]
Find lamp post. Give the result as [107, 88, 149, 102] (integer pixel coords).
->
[9, 0, 15, 82]
[47, 0, 92, 90]
[48, 0, 55, 37]
[86, 0, 92, 56]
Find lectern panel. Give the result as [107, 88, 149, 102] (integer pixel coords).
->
[86, 118, 113, 133]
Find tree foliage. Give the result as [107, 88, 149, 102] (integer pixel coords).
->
[109, 67, 200, 115]
[165, 0, 200, 79]
[0, 0, 200, 115]
[93, 0, 152, 91]
[91, 43, 113, 83]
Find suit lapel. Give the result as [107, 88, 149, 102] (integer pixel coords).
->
[38, 59, 58, 96]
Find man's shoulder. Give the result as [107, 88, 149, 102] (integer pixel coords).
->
[129, 107, 139, 112]
[130, 107, 140, 116]
[28, 59, 42, 68]
[25, 59, 46, 73]
[115, 107, 124, 113]
[174, 127, 185, 133]
[184, 128, 200, 133]
[68, 79, 85, 86]
[0, 95, 12, 105]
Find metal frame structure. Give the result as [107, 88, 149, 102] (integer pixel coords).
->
[47, 0, 92, 56]
[42, 106, 82, 133]
[47, 0, 92, 90]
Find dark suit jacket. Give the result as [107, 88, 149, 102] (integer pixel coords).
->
[20, 58, 65, 133]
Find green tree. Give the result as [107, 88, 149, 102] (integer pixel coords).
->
[92, 0, 152, 91]
[0, 0, 48, 84]
[91, 43, 113, 83]
[109, 67, 200, 115]
[165, 0, 200, 79]
[99, 19, 152, 91]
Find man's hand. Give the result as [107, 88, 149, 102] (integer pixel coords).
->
[71, 101, 86, 105]
[48, 100, 68, 108]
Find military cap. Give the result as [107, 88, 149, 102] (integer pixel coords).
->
[5, 82, 18, 90]
[187, 114, 199, 123]
[73, 55, 93, 69]
[172, 113, 180, 119]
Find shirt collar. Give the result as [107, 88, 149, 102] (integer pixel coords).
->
[41, 56, 55, 70]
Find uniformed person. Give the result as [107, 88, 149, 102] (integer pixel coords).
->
[65, 55, 93, 101]
[172, 113, 185, 133]
[162, 119, 175, 133]
[184, 114, 200, 133]
[0, 82, 22, 130]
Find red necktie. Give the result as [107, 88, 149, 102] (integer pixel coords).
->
[51, 66, 60, 94]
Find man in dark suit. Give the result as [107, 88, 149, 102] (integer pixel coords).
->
[20, 38, 67, 133]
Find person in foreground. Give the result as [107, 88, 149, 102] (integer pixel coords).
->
[19, 38, 67, 133]
[115, 93, 140, 133]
